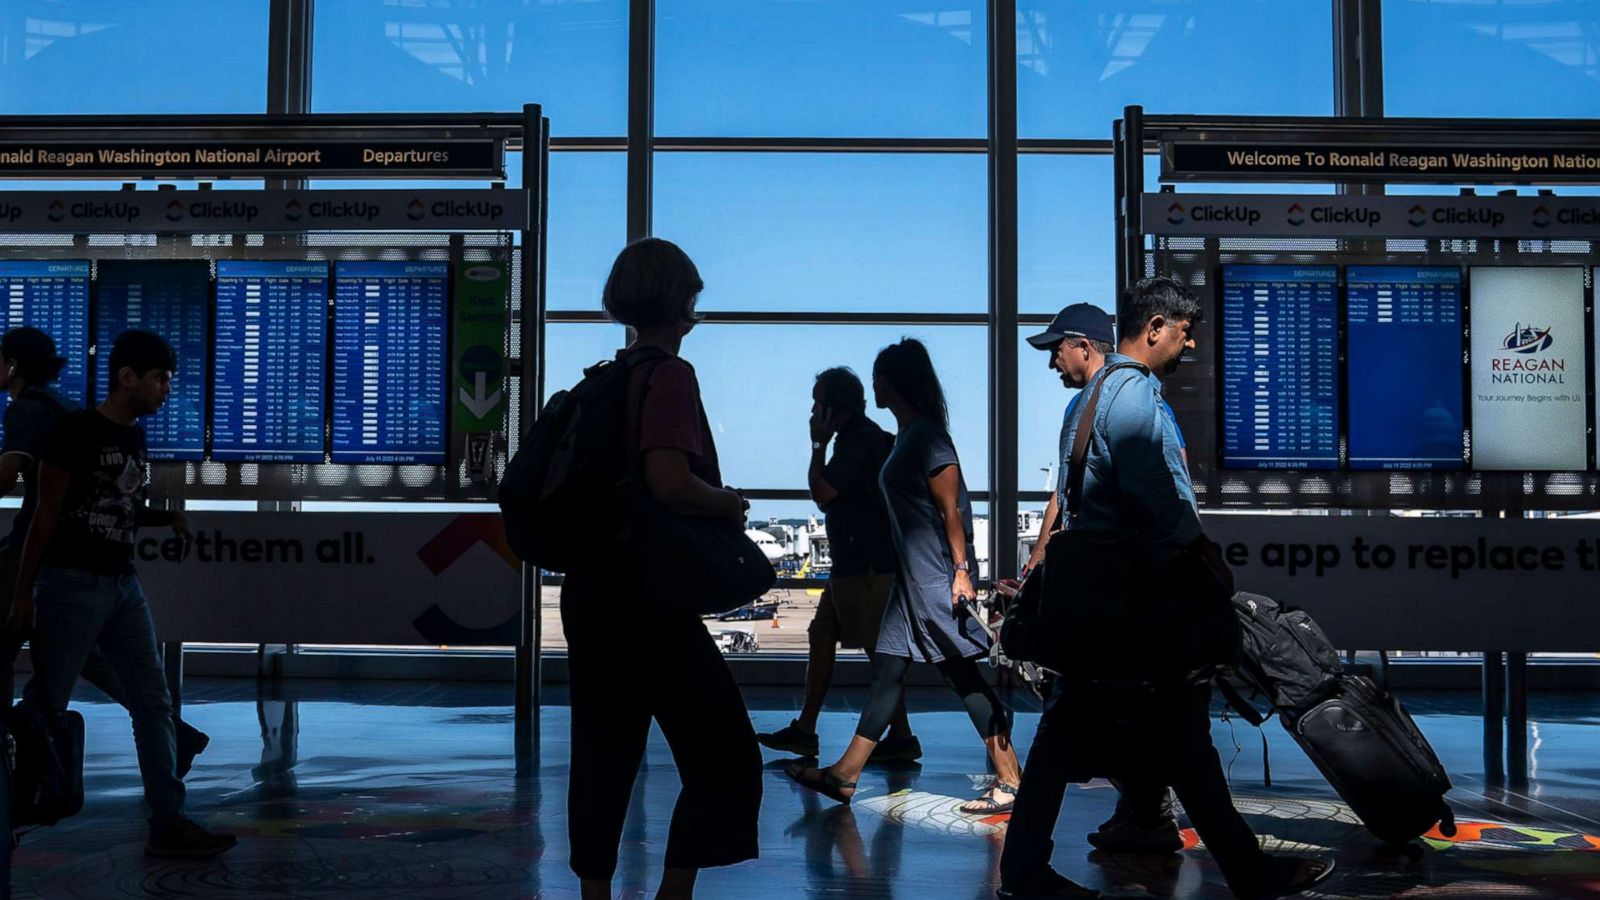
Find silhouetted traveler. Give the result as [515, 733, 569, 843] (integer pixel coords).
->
[757, 367, 919, 762]
[1018, 305, 1184, 857]
[0, 327, 209, 778]
[788, 338, 1021, 815]
[561, 238, 761, 900]
[8, 330, 234, 858]
[999, 279, 1332, 899]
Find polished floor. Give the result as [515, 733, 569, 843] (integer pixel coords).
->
[8, 676, 1600, 898]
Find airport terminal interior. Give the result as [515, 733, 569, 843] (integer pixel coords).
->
[8, 1, 1600, 898]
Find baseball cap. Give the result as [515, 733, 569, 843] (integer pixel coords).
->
[1026, 303, 1114, 350]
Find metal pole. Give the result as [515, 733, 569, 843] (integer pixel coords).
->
[514, 104, 547, 768]
[1507, 651, 1529, 786]
[627, 0, 655, 242]
[1483, 650, 1505, 783]
[987, 0, 1019, 581]
[1118, 105, 1145, 300]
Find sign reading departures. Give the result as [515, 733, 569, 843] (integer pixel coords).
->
[0, 139, 504, 179]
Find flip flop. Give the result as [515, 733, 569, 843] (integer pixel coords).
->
[785, 763, 857, 804]
[960, 781, 1018, 815]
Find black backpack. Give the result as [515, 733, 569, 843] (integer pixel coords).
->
[6, 701, 84, 829]
[499, 348, 666, 572]
[1224, 591, 1343, 717]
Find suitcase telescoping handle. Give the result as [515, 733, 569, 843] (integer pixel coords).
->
[1345, 650, 1395, 696]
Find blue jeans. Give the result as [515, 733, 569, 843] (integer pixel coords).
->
[27, 566, 185, 819]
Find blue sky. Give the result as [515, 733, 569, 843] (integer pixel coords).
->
[8, 1, 1600, 518]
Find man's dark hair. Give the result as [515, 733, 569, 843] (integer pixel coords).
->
[1118, 275, 1203, 343]
[602, 237, 704, 328]
[814, 367, 866, 418]
[873, 338, 948, 429]
[1, 326, 66, 386]
[107, 330, 175, 387]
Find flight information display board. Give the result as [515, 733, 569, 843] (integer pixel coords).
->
[1219, 265, 1340, 469]
[94, 260, 209, 461]
[1470, 266, 1587, 471]
[211, 261, 328, 462]
[331, 261, 448, 464]
[1346, 266, 1465, 470]
[0, 261, 91, 443]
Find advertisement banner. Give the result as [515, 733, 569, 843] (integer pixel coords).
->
[1202, 513, 1600, 652]
[0, 189, 527, 234]
[1, 511, 524, 646]
[1467, 267, 1588, 470]
[1143, 193, 1600, 239]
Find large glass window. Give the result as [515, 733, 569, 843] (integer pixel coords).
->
[656, 0, 986, 137]
[549, 152, 627, 311]
[312, 0, 628, 136]
[1384, 0, 1600, 118]
[0, 1, 268, 113]
[678, 324, 988, 491]
[1019, 154, 1120, 314]
[1016, 0, 1334, 138]
[654, 153, 987, 313]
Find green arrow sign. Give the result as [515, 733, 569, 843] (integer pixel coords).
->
[452, 261, 509, 432]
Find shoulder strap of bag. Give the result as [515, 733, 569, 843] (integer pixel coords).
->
[624, 348, 675, 478]
[1063, 361, 1150, 524]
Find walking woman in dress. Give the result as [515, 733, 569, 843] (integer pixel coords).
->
[562, 238, 762, 900]
[787, 338, 1023, 814]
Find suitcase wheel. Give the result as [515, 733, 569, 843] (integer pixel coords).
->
[1437, 803, 1457, 838]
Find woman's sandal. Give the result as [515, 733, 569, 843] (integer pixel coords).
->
[785, 762, 857, 804]
[960, 781, 1018, 815]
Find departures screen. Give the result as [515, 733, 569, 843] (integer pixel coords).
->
[94, 260, 209, 461]
[1219, 264, 1340, 469]
[1469, 266, 1587, 471]
[1345, 266, 1465, 470]
[211, 261, 328, 463]
[331, 261, 448, 464]
[0, 261, 91, 445]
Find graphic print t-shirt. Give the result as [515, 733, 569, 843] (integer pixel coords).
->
[41, 409, 149, 575]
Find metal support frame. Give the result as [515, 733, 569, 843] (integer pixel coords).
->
[1333, 0, 1383, 120]
[1507, 651, 1529, 785]
[1483, 650, 1506, 783]
[267, 0, 314, 117]
[516, 105, 549, 769]
[987, 0, 1020, 583]
[627, 0, 654, 242]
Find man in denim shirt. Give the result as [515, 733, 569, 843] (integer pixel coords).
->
[1000, 279, 1333, 900]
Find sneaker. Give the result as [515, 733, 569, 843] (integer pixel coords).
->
[1085, 816, 1184, 855]
[146, 817, 238, 859]
[756, 720, 819, 757]
[997, 866, 1101, 898]
[868, 734, 923, 763]
[176, 722, 211, 780]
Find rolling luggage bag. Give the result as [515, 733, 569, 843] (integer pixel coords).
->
[1220, 591, 1454, 846]
[958, 592, 1049, 700]
[7, 702, 84, 828]
[1289, 670, 1455, 846]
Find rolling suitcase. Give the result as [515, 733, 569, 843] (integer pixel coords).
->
[7, 701, 84, 828]
[958, 592, 1049, 700]
[1289, 669, 1455, 846]
[1220, 591, 1454, 846]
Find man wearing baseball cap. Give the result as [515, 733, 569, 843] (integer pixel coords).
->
[1019, 302, 1187, 860]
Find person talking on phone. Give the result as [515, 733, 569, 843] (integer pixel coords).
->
[787, 338, 1022, 815]
[757, 367, 919, 763]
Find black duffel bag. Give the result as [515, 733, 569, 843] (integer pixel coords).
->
[1000, 361, 1238, 678]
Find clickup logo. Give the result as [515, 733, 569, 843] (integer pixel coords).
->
[165, 199, 184, 223]
[1407, 204, 1427, 227]
[46, 200, 65, 223]
[1166, 201, 1186, 226]
[407, 198, 426, 221]
[284, 198, 304, 222]
[1532, 205, 1552, 229]
[1286, 203, 1306, 227]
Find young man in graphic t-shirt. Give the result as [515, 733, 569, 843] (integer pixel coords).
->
[9, 330, 236, 858]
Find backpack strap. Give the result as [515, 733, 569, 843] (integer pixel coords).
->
[1062, 361, 1151, 526]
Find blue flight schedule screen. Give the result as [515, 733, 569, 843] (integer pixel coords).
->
[1346, 267, 1464, 470]
[331, 261, 448, 464]
[1220, 265, 1339, 469]
[211, 261, 328, 463]
[94, 260, 208, 461]
[0, 261, 91, 444]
